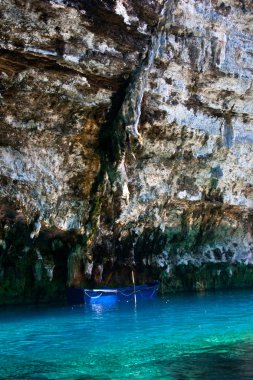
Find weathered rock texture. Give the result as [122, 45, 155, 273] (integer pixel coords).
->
[0, 0, 253, 303]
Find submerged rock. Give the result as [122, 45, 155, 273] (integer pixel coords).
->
[0, 0, 253, 302]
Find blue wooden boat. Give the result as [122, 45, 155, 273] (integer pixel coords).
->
[67, 281, 159, 305]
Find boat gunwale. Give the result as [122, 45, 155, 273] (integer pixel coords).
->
[84, 283, 159, 294]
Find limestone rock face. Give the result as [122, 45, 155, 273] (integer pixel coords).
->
[0, 0, 253, 302]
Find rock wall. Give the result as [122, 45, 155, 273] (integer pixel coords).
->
[0, 0, 253, 303]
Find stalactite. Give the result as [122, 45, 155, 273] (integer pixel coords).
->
[222, 105, 235, 149]
[30, 215, 42, 239]
[223, 119, 234, 149]
[67, 244, 83, 287]
[85, 261, 93, 279]
[103, 0, 172, 219]
[119, 1, 171, 141]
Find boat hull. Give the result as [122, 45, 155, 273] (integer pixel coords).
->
[67, 282, 159, 305]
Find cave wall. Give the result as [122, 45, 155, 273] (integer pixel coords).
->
[0, 0, 253, 303]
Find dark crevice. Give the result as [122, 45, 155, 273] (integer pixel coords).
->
[82, 77, 130, 248]
[80, 2, 171, 276]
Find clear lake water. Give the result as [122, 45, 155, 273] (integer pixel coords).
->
[1, 290, 253, 379]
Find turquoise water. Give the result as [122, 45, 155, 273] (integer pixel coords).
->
[1, 291, 253, 379]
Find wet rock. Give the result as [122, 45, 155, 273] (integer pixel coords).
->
[0, 0, 253, 302]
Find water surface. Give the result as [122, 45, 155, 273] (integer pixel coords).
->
[1, 290, 253, 379]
